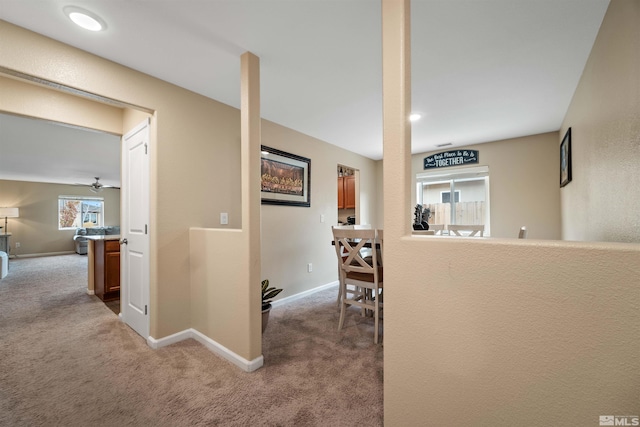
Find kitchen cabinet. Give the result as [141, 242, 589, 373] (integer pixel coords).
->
[338, 175, 356, 209]
[89, 237, 120, 301]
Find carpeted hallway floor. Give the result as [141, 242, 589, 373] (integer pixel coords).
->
[0, 255, 383, 426]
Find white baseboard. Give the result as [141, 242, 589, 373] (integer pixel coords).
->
[147, 330, 189, 349]
[14, 251, 76, 259]
[270, 280, 339, 308]
[147, 329, 264, 373]
[143, 281, 338, 372]
[86, 289, 95, 295]
[190, 329, 264, 372]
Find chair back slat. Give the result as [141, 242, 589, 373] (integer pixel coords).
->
[429, 224, 445, 235]
[376, 229, 383, 266]
[518, 226, 528, 239]
[332, 228, 381, 283]
[448, 224, 484, 237]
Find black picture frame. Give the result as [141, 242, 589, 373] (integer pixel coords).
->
[260, 145, 311, 207]
[560, 128, 572, 188]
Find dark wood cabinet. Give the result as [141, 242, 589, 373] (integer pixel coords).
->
[94, 239, 120, 301]
[338, 175, 356, 209]
[344, 175, 355, 208]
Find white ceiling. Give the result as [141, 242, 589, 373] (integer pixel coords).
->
[0, 113, 121, 188]
[0, 0, 610, 186]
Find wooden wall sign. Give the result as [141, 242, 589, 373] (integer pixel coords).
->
[424, 149, 479, 169]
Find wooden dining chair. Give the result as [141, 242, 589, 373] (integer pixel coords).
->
[448, 224, 485, 237]
[412, 230, 435, 235]
[331, 227, 383, 343]
[518, 226, 528, 239]
[429, 224, 445, 235]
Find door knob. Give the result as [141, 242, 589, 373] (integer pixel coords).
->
[120, 238, 128, 245]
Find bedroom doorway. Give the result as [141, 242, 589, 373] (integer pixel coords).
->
[1, 73, 152, 339]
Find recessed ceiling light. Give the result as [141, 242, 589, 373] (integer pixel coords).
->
[409, 113, 422, 122]
[64, 6, 107, 32]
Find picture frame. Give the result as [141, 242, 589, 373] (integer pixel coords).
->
[560, 127, 572, 187]
[260, 145, 311, 207]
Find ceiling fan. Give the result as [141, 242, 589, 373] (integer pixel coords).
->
[77, 177, 119, 193]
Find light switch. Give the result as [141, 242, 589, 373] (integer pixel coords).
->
[220, 212, 228, 225]
[320, 214, 325, 223]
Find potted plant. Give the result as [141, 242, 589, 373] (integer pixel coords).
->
[262, 279, 283, 333]
[413, 204, 431, 230]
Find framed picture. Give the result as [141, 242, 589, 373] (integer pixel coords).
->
[261, 145, 311, 207]
[560, 127, 572, 187]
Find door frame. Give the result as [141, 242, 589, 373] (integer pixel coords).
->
[2, 70, 154, 338]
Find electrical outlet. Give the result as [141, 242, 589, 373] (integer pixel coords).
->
[220, 212, 228, 225]
[15, 242, 21, 248]
[307, 263, 313, 273]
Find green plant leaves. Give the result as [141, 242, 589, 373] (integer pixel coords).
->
[261, 279, 283, 304]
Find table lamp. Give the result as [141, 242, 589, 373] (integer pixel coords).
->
[0, 207, 19, 235]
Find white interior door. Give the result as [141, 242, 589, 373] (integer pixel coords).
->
[121, 118, 150, 339]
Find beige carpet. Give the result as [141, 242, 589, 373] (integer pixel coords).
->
[0, 255, 383, 426]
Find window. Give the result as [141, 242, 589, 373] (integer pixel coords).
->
[416, 166, 490, 235]
[441, 190, 460, 203]
[58, 196, 104, 230]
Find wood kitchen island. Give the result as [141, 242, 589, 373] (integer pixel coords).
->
[86, 235, 121, 301]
